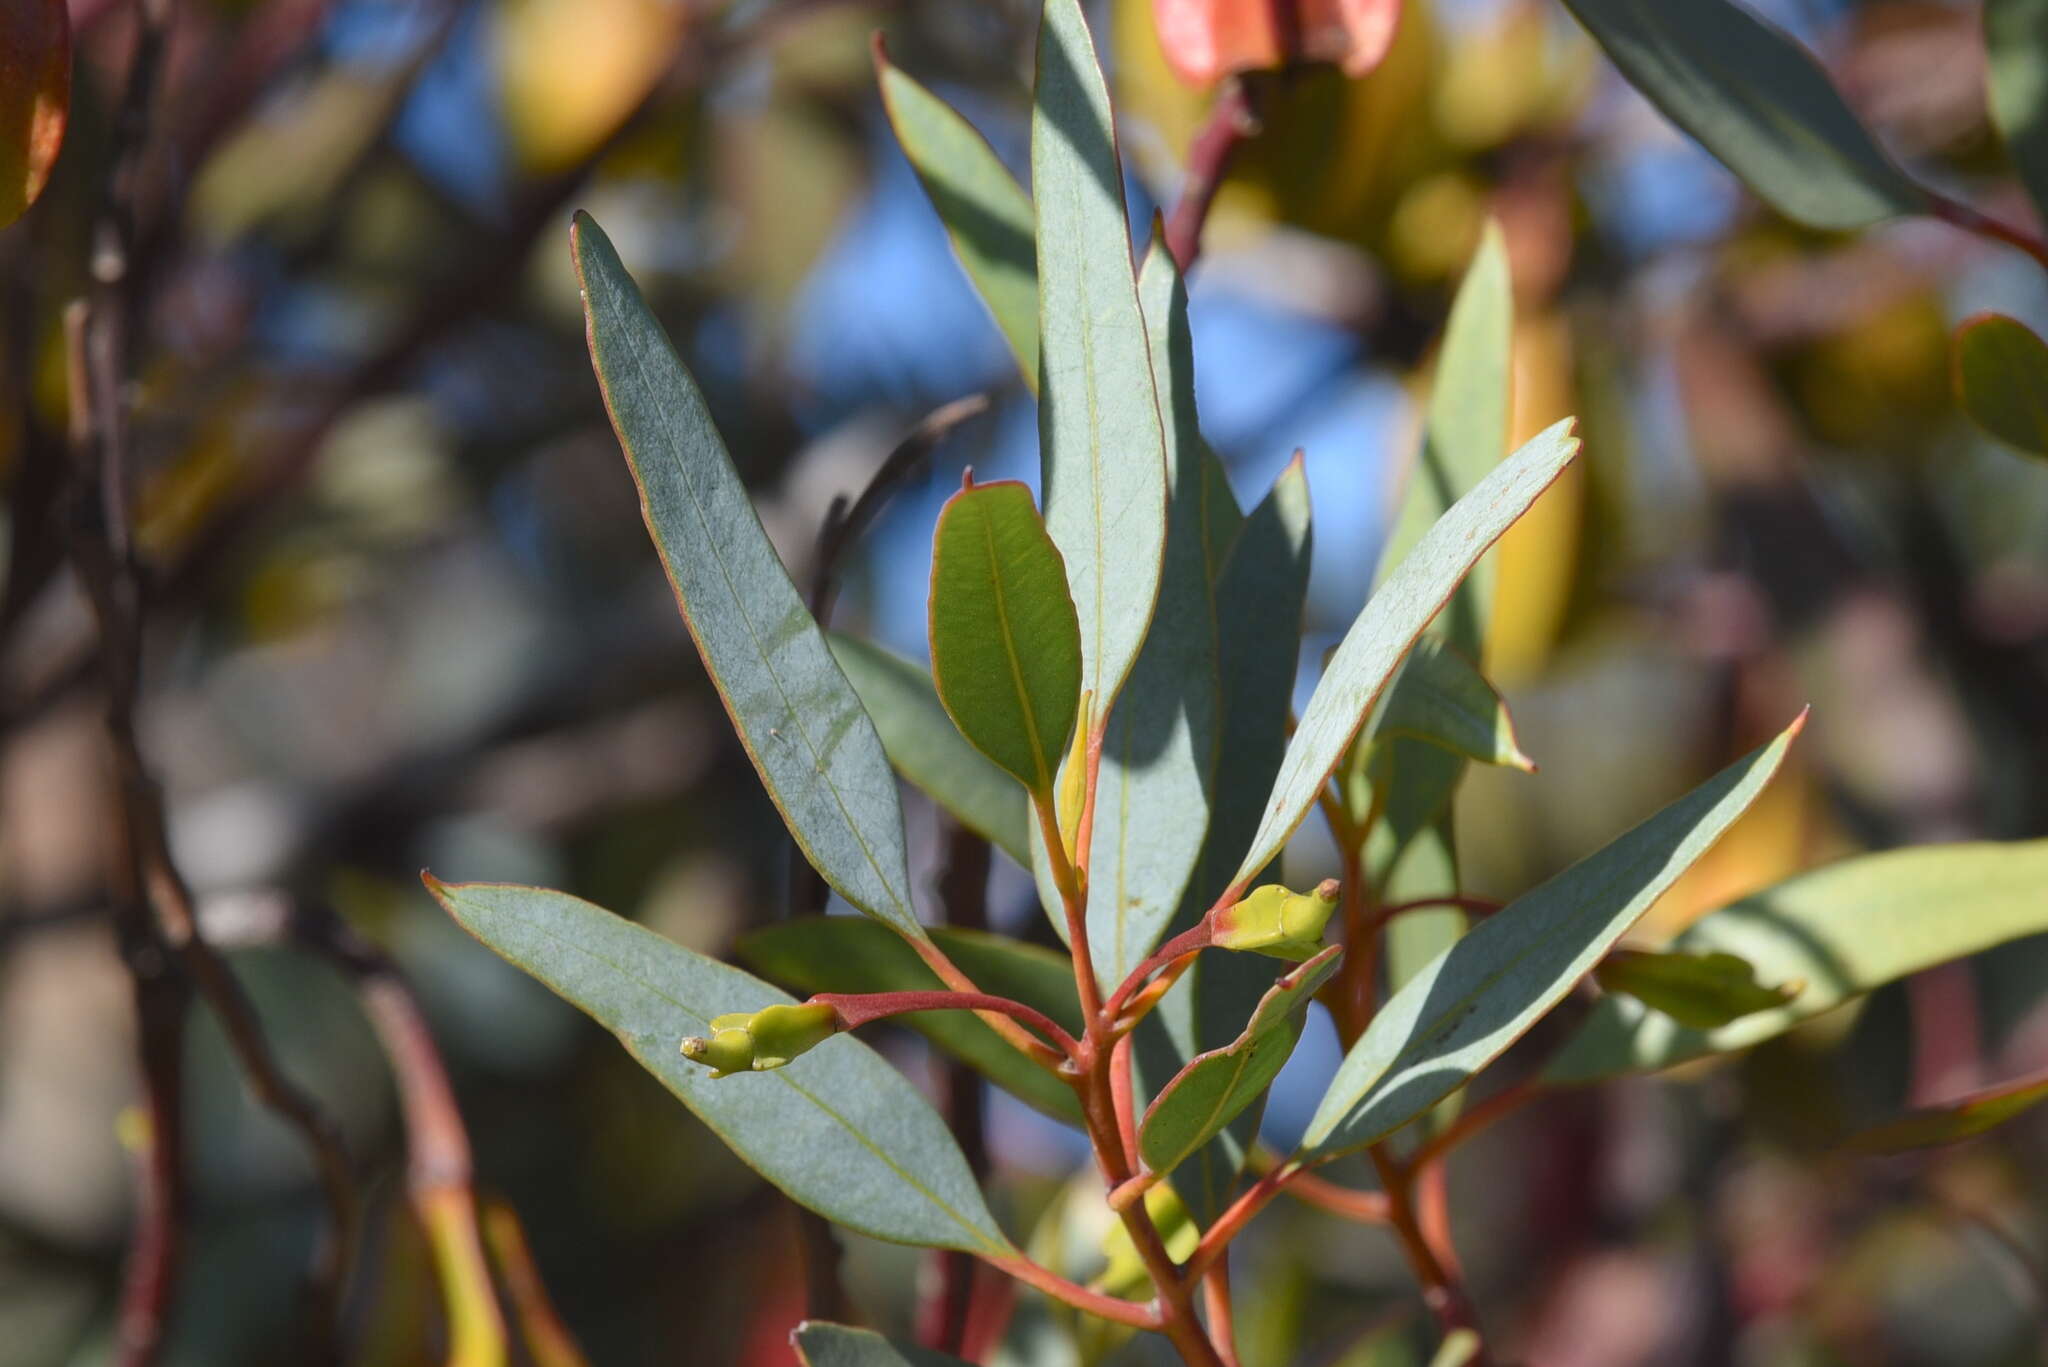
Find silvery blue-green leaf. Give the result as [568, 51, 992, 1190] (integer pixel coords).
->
[1232, 420, 1580, 898]
[428, 880, 1010, 1253]
[1367, 638, 1534, 772]
[1300, 716, 1803, 1159]
[795, 1322, 974, 1367]
[1987, 0, 2048, 230]
[573, 214, 923, 941]
[875, 45, 1038, 390]
[1545, 838, 2048, 1085]
[828, 634, 1031, 867]
[1082, 236, 1222, 988]
[1561, 0, 1925, 230]
[1033, 0, 1169, 727]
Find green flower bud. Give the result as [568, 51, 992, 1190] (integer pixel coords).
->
[1211, 879, 1340, 960]
[679, 1002, 841, 1078]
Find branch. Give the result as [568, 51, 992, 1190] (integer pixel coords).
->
[1164, 77, 1261, 273]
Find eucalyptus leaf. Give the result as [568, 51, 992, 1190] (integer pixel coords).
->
[738, 916, 1084, 1124]
[1593, 948, 1800, 1030]
[1301, 717, 1803, 1159]
[828, 633, 1032, 867]
[1987, 0, 2048, 230]
[1034, 0, 1169, 728]
[1844, 1065, 2048, 1154]
[794, 1322, 974, 1367]
[1545, 839, 2048, 1084]
[573, 214, 923, 940]
[1953, 312, 2048, 459]
[1232, 420, 1580, 897]
[1561, 0, 1925, 230]
[428, 880, 1011, 1253]
[1367, 638, 1535, 773]
[1139, 946, 1343, 1176]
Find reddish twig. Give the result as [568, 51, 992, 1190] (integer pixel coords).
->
[1406, 1082, 1543, 1179]
[1164, 77, 1261, 273]
[818, 990, 1082, 1062]
[481, 1200, 591, 1367]
[1369, 1145, 1490, 1363]
[1926, 190, 2048, 275]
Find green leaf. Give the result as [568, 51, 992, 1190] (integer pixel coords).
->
[827, 633, 1031, 867]
[1593, 948, 1800, 1030]
[1034, 0, 1169, 727]
[929, 479, 1083, 796]
[1301, 717, 1803, 1159]
[794, 1322, 973, 1367]
[875, 44, 1038, 390]
[1231, 420, 1580, 898]
[1138, 946, 1343, 1176]
[1953, 312, 2048, 459]
[1368, 639, 1535, 773]
[1560, 0, 1925, 230]
[427, 880, 1011, 1254]
[1545, 839, 2048, 1085]
[738, 916, 1083, 1124]
[1081, 236, 1224, 986]
[1987, 0, 2048, 230]
[1843, 1065, 2048, 1154]
[573, 214, 924, 941]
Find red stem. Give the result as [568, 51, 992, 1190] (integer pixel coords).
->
[816, 991, 1081, 1061]
[1926, 190, 2048, 275]
[1165, 78, 1260, 272]
[1103, 919, 1212, 1024]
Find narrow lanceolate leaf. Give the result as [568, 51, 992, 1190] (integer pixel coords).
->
[1844, 1065, 2048, 1154]
[1953, 313, 2048, 459]
[1593, 948, 1800, 1031]
[794, 1322, 973, 1367]
[1231, 420, 1580, 896]
[1139, 946, 1343, 1176]
[827, 634, 1031, 867]
[429, 881, 1011, 1253]
[1987, 0, 2048, 230]
[929, 479, 1082, 795]
[1560, 0, 1924, 230]
[0, 0, 68, 227]
[1545, 839, 2048, 1085]
[1300, 717, 1804, 1159]
[738, 917, 1084, 1125]
[875, 43, 1038, 389]
[1368, 639, 1535, 772]
[1034, 0, 1169, 726]
[1082, 237, 1223, 987]
[574, 215, 923, 941]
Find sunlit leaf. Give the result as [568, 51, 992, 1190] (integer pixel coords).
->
[1844, 1065, 2048, 1154]
[738, 917, 1083, 1125]
[428, 881, 1010, 1253]
[794, 1323, 973, 1367]
[1545, 839, 2048, 1084]
[828, 634, 1031, 867]
[1593, 948, 1800, 1030]
[1139, 946, 1342, 1175]
[0, 0, 68, 227]
[929, 479, 1082, 797]
[1560, 0, 1925, 230]
[575, 215, 925, 940]
[1301, 717, 1803, 1159]
[1953, 312, 2048, 459]
[1987, 0, 2048, 229]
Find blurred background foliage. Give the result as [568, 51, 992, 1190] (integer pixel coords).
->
[3, 0, 2048, 1363]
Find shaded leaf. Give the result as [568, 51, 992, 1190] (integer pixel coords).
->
[1035, 0, 1170, 727]
[738, 916, 1084, 1124]
[574, 215, 923, 940]
[1593, 948, 1800, 1030]
[1139, 946, 1342, 1175]
[428, 881, 1010, 1253]
[828, 634, 1031, 867]
[1545, 839, 2048, 1084]
[1231, 420, 1580, 897]
[1301, 717, 1803, 1159]
[1560, 0, 1924, 230]
[929, 479, 1082, 796]
[794, 1322, 973, 1367]
[1844, 1065, 2048, 1154]
[0, 0, 67, 228]
[1987, 0, 2048, 230]
[876, 44, 1039, 389]
[1953, 312, 2048, 458]
[1368, 638, 1535, 772]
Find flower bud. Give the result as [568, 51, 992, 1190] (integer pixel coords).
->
[679, 1001, 841, 1078]
[1211, 879, 1339, 960]
[1153, 0, 1402, 87]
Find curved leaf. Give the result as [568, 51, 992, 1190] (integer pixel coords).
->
[1369, 638, 1534, 772]
[875, 44, 1038, 389]
[1035, 0, 1169, 728]
[1953, 313, 2048, 459]
[827, 634, 1031, 867]
[1593, 948, 1799, 1030]
[1230, 420, 1580, 898]
[1844, 1065, 2048, 1154]
[428, 880, 1011, 1254]
[574, 214, 924, 940]
[929, 479, 1082, 795]
[1301, 716, 1803, 1159]
[0, 0, 67, 228]
[1987, 0, 2048, 229]
[1560, 0, 1925, 230]
[1545, 839, 2048, 1085]
[1138, 946, 1342, 1176]
[795, 1323, 972, 1367]
[738, 916, 1083, 1124]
